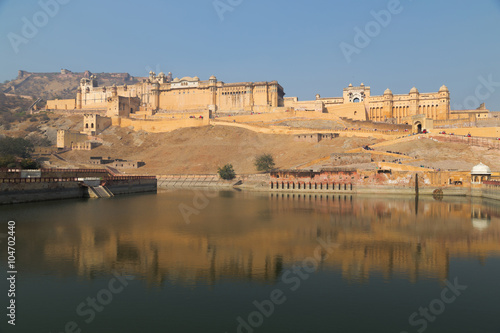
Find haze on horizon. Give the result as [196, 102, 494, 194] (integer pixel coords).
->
[0, 0, 499, 111]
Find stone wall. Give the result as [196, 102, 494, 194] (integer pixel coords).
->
[331, 153, 371, 166]
[46, 99, 76, 110]
[113, 116, 209, 133]
[0, 181, 83, 204]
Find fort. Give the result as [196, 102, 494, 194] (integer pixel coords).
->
[42, 71, 494, 138]
[2, 69, 500, 203]
[46, 72, 285, 115]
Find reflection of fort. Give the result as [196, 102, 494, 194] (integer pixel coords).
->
[15, 193, 500, 285]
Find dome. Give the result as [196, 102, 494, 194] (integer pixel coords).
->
[410, 87, 419, 94]
[209, 75, 216, 80]
[193, 76, 200, 81]
[348, 83, 353, 87]
[439, 85, 449, 92]
[172, 78, 180, 83]
[471, 163, 491, 175]
[159, 72, 165, 76]
[384, 88, 393, 95]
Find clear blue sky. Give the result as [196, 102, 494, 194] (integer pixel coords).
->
[1, 0, 499, 110]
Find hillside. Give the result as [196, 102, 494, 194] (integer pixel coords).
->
[4, 113, 500, 175]
[41, 116, 380, 174]
[0, 70, 142, 100]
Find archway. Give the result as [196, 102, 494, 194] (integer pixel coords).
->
[414, 122, 422, 133]
[353, 98, 360, 103]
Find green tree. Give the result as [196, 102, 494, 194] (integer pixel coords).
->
[218, 164, 236, 180]
[20, 158, 39, 169]
[254, 154, 275, 172]
[0, 155, 16, 168]
[0, 136, 34, 158]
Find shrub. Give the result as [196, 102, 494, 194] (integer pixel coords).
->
[0, 136, 34, 158]
[254, 154, 275, 172]
[0, 156, 16, 168]
[25, 125, 38, 133]
[20, 158, 39, 169]
[218, 164, 236, 180]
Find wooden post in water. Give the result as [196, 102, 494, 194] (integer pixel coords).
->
[415, 173, 419, 197]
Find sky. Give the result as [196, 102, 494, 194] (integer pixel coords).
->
[0, 0, 499, 110]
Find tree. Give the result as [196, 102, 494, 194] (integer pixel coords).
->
[0, 136, 34, 158]
[254, 154, 275, 172]
[218, 164, 236, 180]
[20, 158, 39, 169]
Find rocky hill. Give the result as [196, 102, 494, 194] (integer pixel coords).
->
[0, 69, 143, 100]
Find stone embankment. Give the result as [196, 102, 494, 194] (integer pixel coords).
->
[0, 175, 157, 205]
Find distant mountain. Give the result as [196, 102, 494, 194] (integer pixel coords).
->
[0, 69, 143, 100]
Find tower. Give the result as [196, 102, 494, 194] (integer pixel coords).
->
[437, 85, 450, 120]
[151, 81, 160, 112]
[409, 87, 420, 116]
[209, 75, 217, 112]
[76, 86, 82, 109]
[383, 88, 394, 121]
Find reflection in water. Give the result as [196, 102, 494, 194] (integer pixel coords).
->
[4, 192, 500, 286]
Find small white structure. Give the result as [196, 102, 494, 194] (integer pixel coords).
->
[471, 163, 491, 184]
[20, 169, 41, 178]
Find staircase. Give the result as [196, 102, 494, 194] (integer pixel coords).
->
[27, 98, 42, 112]
[88, 185, 114, 198]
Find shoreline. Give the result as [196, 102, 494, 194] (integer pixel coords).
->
[2, 174, 499, 205]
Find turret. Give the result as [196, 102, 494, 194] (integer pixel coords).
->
[409, 87, 420, 115]
[151, 81, 160, 112]
[76, 86, 82, 109]
[209, 76, 217, 112]
[383, 88, 393, 119]
[438, 85, 450, 119]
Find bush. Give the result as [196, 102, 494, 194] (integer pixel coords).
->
[254, 154, 275, 172]
[0, 155, 16, 168]
[20, 158, 39, 169]
[25, 125, 38, 132]
[27, 134, 52, 147]
[218, 164, 236, 180]
[0, 136, 34, 158]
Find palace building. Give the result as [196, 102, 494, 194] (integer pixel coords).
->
[285, 83, 489, 123]
[47, 72, 285, 116]
[46, 74, 489, 124]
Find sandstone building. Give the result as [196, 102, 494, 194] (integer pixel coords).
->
[47, 72, 285, 115]
[285, 83, 489, 123]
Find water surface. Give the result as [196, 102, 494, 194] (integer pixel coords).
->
[1, 191, 499, 333]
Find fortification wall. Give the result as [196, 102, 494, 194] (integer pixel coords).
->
[445, 127, 500, 138]
[113, 117, 209, 133]
[46, 99, 76, 110]
[325, 103, 367, 121]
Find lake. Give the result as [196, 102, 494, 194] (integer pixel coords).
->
[1, 190, 499, 333]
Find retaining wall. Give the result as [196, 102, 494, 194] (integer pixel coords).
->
[0, 181, 83, 204]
